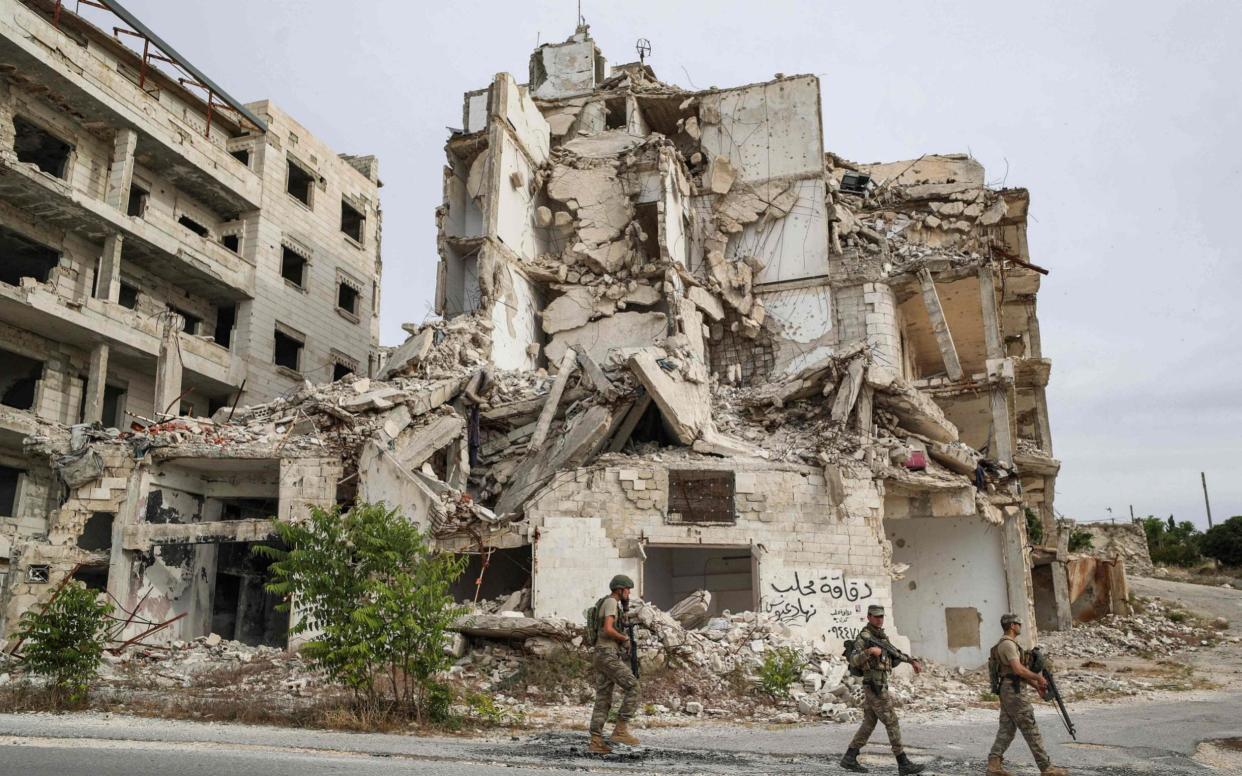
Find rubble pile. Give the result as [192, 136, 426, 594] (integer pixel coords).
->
[1041, 597, 1225, 659]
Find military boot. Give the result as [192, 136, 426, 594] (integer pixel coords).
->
[1040, 768, 1068, 776]
[587, 734, 612, 754]
[839, 747, 868, 772]
[987, 755, 1013, 775]
[897, 752, 926, 775]
[611, 721, 640, 746]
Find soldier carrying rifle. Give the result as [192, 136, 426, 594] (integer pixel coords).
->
[839, 604, 927, 774]
[987, 613, 1069, 775]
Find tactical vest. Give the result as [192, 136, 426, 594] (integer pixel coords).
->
[988, 636, 1025, 693]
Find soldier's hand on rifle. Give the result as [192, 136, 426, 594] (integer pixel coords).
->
[867, 646, 883, 657]
[911, 659, 923, 674]
[1035, 675, 1048, 695]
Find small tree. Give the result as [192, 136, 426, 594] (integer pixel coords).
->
[256, 503, 467, 722]
[16, 581, 113, 706]
[1201, 516, 1242, 568]
[1138, 515, 1202, 566]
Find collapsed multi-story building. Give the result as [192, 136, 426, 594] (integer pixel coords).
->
[1, 21, 1082, 666]
[0, 0, 382, 602]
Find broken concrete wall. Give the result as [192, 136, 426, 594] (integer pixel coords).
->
[527, 460, 900, 650]
[1074, 522, 1153, 576]
[886, 515, 1009, 668]
[489, 262, 541, 371]
[698, 76, 824, 184]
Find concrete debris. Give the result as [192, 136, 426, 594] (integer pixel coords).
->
[5, 19, 1066, 702]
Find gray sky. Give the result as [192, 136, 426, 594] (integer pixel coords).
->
[113, 0, 1242, 530]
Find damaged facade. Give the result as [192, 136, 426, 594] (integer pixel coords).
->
[0, 0, 382, 602]
[4, 21, 1075, 668]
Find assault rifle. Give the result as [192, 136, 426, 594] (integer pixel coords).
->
[861, 633, 919, 669]
[1029, 646, 1076, 740]
[621, 598, 639, 678]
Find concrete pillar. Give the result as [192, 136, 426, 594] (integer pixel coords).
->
[1000, 508, 1039, 647]
[917, 268, 963, 380]
[153, 313, 184, 418]
[990, 387, 1014, 465]
[95, 234, 123, 302]
[978, 266, 1004, 361]
[83, 343, 110, 424]
[103, 128, 138, 211]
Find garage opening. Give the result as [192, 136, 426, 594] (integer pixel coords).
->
[886, 515, 1006, 668]
[451, 545, 531, 605]
[210, 541, 288, 647]
[13, 116, 72, 178]
[0, 348, 42, 410]
[0, 225, 59, 286]
[643, 545, 755, 617]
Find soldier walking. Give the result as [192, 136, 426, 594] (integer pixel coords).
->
[587, 574, 641, 754]
[987, 614, 1068, 775]
[840, 604, 926, 774]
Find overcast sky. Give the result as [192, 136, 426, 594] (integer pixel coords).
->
[111, 1, 1242, 530]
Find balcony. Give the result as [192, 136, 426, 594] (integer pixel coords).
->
[0, 1, 262, 214]
[0, 151, 254, 301]
[0, 277, 235, 394]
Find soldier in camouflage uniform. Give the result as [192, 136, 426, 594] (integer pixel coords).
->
[587, 574, 641, 754]
[840, 605, 926, 775]
[988, 613, 1068, 776]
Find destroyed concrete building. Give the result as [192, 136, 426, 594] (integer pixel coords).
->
[0, 0, 383, 599]
[3, 22, 1076, 668]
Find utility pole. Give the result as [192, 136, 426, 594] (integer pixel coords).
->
[1129, 504, 1135, 521]
[1201, 472, 1214, 528]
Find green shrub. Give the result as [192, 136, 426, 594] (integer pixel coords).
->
[1068, 528, 1095, 553]
[1201, 516, 1242, 567]
[1138, 515, 1202, 566]
[757, 646, 804, 699]
[257, 503, 468, 723]
[1025, 507, 1045, 546]
[16, 581, 113, 706]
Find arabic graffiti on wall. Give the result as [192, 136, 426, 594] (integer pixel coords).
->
[763, 570, 876, 630]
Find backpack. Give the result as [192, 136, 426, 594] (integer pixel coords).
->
[583, 596, 609, 646]
[988, 637, 1023, 694]
[842, 632, 865, 677]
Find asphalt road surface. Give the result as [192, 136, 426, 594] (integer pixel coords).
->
[2, 690, 1239, 775]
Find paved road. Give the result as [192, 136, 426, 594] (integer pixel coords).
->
[1, 691, 1239, 775]
[1130, 575, 1242, 634]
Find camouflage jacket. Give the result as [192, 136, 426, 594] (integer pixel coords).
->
[850, 624, 893, 688]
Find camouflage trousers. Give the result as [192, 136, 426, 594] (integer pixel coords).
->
[990, 681, 1051, 771]
[848, 685, 904, 755]
[589, 644, 640, 735]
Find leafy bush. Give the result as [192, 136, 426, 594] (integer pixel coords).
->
[1068, 528, 1095, 553]
[257, 503, 468, 723]
[1201, 516, 1242, 567]
[1138, 515, 1202, 566]
[16, 581, 113, 706]
[757, 646, 804, 699]
[1025, 507, 1045, 546]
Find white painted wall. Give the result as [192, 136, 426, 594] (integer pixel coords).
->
[727, 178, 830, 284]
[886, 516, 1008, 668]
[699, 76, 824, 184]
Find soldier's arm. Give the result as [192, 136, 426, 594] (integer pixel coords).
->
[1009, 657, 1047, 691]
[602, 614, 629, 644]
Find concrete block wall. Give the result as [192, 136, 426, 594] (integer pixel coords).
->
[526, 460, 897, 649]
[234, 102, 382, 400]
